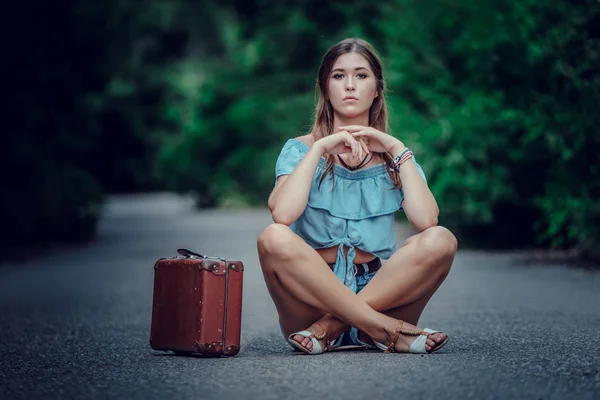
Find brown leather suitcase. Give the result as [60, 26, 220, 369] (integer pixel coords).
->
[149, 249, 244, 356]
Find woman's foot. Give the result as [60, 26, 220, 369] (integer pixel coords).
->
[291, 315, 348, 352]
[372, 319, 448, 353]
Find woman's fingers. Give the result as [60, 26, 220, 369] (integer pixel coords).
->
[351, 131, 376, 151]
[340, 130, 369, 158]
[344, 134, 357, 158]
[350, 130, 367, 137]
[358, 139, 364, 159]
[359, 138, 369, 154]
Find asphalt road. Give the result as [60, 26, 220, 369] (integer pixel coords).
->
[1, 193, 599, 400]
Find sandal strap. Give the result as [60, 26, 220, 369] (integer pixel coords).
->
[311, 321, 327, 340]
[314, 322, 342, 351]
[325, 338, 337, 351]
[384, 320, 404, 353]
[303, 321, 346, 352]
[400, 327, 426, 336]
[383, 320, 428, 352]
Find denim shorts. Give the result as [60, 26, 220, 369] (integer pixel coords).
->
[356, 269, 377, 293]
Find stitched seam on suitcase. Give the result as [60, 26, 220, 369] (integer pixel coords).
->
[222, 259, 229, 355]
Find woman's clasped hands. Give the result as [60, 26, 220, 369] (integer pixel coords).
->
[314, 130, 367, 159]
[314, 125, 405, 160]
[338, 125, 404, 154]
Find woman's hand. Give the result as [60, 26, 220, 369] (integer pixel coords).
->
[338, 125, 404, 154]
[313, 131, 369, 159]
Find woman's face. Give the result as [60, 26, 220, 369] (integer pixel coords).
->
[327, 52, 378, 118]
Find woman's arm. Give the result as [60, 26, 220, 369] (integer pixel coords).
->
[269, 132, 365, 225]
[268, 144, 325, 226]
[392, 144, 439, 231]
[339, 125, 439, 232]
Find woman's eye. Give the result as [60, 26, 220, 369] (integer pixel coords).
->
[357, 73, 368, 79]
[333, 74, 344, 79]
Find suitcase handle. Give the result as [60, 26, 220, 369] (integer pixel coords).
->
[177, 248, 207, 259]
[176, 248, 228, 262]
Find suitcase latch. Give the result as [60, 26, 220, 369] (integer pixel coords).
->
[199, 263, 220, 272]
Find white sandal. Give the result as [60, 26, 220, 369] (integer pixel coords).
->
[287, 322, 339, 354]
[287, 324, 364, 354]
[373, 320, 449, 354]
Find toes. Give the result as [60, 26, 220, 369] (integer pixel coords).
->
[304, 338, 313, 350]
[422, 333, 447, 353]
[293, 335, 313, 351]
[430, 333, 445, 344]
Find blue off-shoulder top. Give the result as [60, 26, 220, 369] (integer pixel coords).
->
[274, 138, 428, 293]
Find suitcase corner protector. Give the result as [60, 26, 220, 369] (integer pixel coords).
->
[223, 345, 240, 356]
[194, 341, 225, 355]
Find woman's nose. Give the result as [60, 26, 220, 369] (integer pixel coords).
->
[345, 78, 355, 91]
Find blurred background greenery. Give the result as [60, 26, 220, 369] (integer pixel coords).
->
[5, 0, 600, 260]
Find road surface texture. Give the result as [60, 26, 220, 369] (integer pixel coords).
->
[1, 193, 599, 400]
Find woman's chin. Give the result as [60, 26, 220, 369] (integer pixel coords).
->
[333, 107, 369, 119]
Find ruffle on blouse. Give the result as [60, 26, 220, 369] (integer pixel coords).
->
[307, 165, 404, 219]
[275, 138, 428, 220]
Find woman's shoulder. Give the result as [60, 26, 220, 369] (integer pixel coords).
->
[294, 134, 313, 147]
[275, 135, 313, 174]
[287, 134, 312, 151]
[279, 135, 313, 154]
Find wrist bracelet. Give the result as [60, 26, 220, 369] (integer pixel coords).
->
[397, 147, 410, 158]
[389, 148, 411, 173]
[399, 151, 413, 165]
[389, 150, 414, 172]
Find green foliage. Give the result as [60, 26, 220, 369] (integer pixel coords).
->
[373, 0, 600, 252]
[154, 0, 600, 253]
[4, 1, 172, 256]
[7, 0, 600, 257]
[155, 2, 332, 207]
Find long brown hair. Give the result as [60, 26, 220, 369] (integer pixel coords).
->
[310, 38, 401, 190]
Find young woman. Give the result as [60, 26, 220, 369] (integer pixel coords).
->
[257, 38, 457, 355]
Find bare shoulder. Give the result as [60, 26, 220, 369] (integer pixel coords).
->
[294, 134, 314, 147]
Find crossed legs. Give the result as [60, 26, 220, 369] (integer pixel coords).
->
[257, 223, 457, 353]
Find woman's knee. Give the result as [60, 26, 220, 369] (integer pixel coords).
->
[417, 226, 458, 264]
[257, 223, 296, 257]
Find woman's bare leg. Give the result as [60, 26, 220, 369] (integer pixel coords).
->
[257, 223, 457, 353]
[257, 223, 383, 341]
[257, 230, 325, 337]
[313, 226, 457, 351]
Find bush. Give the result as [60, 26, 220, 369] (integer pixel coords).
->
[377, 0, 600, 252]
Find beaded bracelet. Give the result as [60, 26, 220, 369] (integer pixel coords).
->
[399, 150, 413, 165]
[388, 148, 412, 173]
